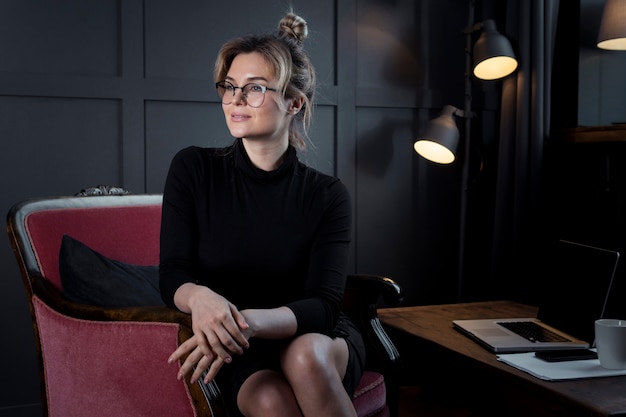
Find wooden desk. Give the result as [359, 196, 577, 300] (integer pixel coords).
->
[379, 301, 626, 417]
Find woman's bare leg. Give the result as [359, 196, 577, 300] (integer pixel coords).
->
[281, 333, 357, 417]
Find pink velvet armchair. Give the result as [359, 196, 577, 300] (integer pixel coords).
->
[7, 192, 403, 417]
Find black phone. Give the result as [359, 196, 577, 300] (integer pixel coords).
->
[534, 349, 598, 362]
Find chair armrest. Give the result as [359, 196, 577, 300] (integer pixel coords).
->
[344, 274, 403, 417]
[346, 274, 403, 307]
[30, 272, 191, 325]
[343, 274, 403, 371]
[30, 274, 231, 416]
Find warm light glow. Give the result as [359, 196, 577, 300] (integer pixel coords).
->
[598, 37, 626, 51]
[473, 56, 518, 80]
[414, 140, 456, 164]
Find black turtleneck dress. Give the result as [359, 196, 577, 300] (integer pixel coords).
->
[159, 138, 364, 410]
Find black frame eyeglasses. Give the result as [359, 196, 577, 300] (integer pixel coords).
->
[215, 81, 277, 108]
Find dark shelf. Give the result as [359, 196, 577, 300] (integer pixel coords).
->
[558, 125, 626, 144]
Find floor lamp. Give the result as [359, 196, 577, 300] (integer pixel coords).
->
[413, 0, 517, 301]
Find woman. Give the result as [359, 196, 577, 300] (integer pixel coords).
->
[159, 11, 364, 417]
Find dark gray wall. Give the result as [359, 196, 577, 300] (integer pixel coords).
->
[0, 0, 491, 415]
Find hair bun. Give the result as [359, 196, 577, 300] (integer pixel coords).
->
[278, 12, 308, 45]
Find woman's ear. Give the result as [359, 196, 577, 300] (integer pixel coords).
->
[289, 97, 305, 115]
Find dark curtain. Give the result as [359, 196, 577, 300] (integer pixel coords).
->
[489, 0, 561, 303]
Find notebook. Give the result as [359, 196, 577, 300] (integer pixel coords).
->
[453, 240, 621, 353]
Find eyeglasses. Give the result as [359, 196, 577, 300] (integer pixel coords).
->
[215, 81, 277, 108]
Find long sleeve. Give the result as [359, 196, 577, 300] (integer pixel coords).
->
[285, 178, 352, 335]
[159, 146, 205, 308]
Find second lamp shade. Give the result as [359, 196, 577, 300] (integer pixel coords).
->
[473, 20, 518, 80]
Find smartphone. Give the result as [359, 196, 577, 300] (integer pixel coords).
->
[534, 349, 598, 362]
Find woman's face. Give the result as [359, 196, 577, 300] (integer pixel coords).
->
[221, 52, 294, 145]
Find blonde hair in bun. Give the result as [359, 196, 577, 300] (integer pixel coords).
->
[278, 12, 308, 46]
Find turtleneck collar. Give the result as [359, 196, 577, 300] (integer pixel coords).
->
[234, 138, 297, 181]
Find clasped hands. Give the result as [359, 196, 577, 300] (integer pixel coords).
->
[168, 285, 251, 384]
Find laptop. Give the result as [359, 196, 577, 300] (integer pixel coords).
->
[453, 240, 620, 353]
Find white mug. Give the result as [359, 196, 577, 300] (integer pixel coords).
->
[595, 319, 626, 369]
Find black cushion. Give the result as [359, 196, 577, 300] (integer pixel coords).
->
[59, 234, 164, 307]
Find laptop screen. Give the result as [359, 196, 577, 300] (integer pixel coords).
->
[536, 240, 620, 344]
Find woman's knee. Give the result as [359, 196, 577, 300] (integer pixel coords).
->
[238, 370, 302, 417]
[281, 334, 347, 384]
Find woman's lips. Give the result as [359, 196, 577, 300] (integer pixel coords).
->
[231, 113, 250, 122]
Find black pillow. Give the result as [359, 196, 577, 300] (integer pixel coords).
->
[59, 234, 164, 307]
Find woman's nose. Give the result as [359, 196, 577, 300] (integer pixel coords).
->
[231, 88, 246, 105]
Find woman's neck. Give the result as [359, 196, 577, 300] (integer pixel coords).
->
[241, 138, 289, 171]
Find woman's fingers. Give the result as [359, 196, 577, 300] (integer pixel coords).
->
[199, 327, 234, 363]
[202, 356, 225, 384]
[187, 354, 226, 384]
[176, 342, 214, 380]
[193, 314, 247, 358]
[172, 346, 226, 385]
[216, 318, 249, 354]
[210, 303, 250, 354]
[168, 336, 199, 364]
[170, 331, 234, 383]
[189, 353, 212, 383]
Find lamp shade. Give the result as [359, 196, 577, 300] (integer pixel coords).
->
[472, 20, 518, 80]
[414, 105, 459, 164]
[597, 0, 626, 50]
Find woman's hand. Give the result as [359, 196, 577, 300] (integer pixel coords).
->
[169, 283, 250, 383]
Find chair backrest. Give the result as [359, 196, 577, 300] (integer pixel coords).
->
[8, 194, 162, 295]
